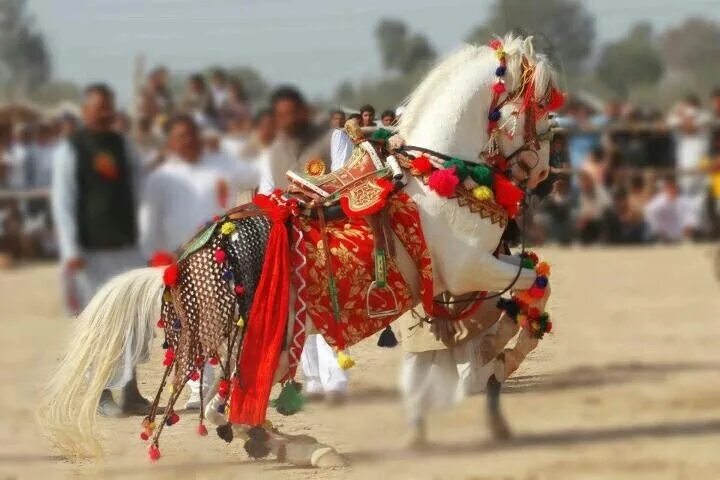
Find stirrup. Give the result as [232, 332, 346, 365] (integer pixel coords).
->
[366, 281, 401, 318]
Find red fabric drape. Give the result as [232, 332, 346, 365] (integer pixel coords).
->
[229, 193, 292, 426]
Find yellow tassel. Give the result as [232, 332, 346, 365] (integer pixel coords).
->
[220, 222, 236, 235]
[471, 185, 494, 202]
[236, 316, 245, 328]
[168, 384, 174, 394]
[337, 351, 355, 370]
[162, 291, 172, 302]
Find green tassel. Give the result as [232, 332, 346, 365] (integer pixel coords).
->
[442, 158, 470, 180]
[521, 258, 535, 269]
[271, 381, 305, 416]
[370, 128, 393, 143]
[469, 164, 493, 187]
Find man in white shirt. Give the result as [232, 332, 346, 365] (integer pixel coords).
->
[139, 114, 258, 409]
[644, 176, 699, 242]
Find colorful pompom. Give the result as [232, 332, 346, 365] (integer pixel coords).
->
[234, 285, 245, 296]
[140, 431, 150, 441]
[209, 355, 220, 366]
[495, 65, 507, 76]
[163, 264, 179, 287]
[489, 39, 502, 50]
[189, 370, 200, 381]
[198, 423, 209, 436]
[442, 158, 470, 180]
[411, 155, 433, 175]
[220, 222, 236, 235]
[493, 81, 506, 94]
[488, 109, 502, 122]
[222, 270, 234, 281]
[528, 286, 545, 298]
[156, 318, 166, 329]
[218, 379, 230, 398]
[337, 351, 355, 370]
[214, 248, 226, 263]
[149, 251, 174, 267]
[162, 348, 175, 367]
[236, 316, 245, 328]
[172, 318, 181, 330]
[148, 444, 161, 461]
[469, 164, 493, 186]
[535, 275, 548, 288]
[493, 173, 524, 218]
[471, 185, 494, 202]
[428, 167, 460, 197]
[536, 262, 551, 276]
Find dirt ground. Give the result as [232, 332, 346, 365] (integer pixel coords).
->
[1, 245, 719, 480]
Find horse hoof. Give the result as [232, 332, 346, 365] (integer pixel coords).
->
[311, 447, 347, 467]
[405, 430, 429, 450]
[489, 414, 512, 441]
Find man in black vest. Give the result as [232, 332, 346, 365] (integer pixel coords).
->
[51, 83, 149, 417]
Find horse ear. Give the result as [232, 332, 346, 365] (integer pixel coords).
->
[523, 37, 535, 57]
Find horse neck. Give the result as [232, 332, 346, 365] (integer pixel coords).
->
[403, 55, 497, 162]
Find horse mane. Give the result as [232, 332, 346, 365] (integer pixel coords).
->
[399, 33, 558, 139]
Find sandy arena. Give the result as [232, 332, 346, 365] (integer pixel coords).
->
[1, 245, 719, 479]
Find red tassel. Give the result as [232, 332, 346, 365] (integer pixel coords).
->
[546, 321, 553, 333]
[148, 444, 161, 461]
[493, 173, 524, 218]
[162, 348, 175, 367]
[218, 379, 230, 398]
[198, 424, 208, 436]
[234, 285, 245, 296]
[528, 286, 545, 298]
[163, 264, 179, 287]
[209, 355, 220, 366]
[214, 248, 226, 263]
[149, 251, 174, 267]
[156, 318, 166, 329]
[230, 194, 292, 426]
[189, 370, 200, 381]
[411, 155, 433, 175]
[140, 431, 149, 441]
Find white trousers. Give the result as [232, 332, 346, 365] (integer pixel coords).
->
[188, 362, 216, 400]
[301, 334, 348, 394]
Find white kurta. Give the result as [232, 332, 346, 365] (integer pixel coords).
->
[138, 152, 259, 258]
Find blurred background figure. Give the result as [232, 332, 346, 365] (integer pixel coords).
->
[644, 176, 699, 242]
[359, 104, 376, 127]
[51, 83, 148, 417]
[138, 66, 173, 130]
[380, 109, 396, 126]
[181, 73, 216, 129]
[329, 109, 346, 130]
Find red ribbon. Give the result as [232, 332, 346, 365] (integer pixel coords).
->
[229, 192, 293, 426]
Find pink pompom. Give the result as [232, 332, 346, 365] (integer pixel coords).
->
[214, 248, 226, 263]
[148, 444, 161, 461]
[198, 424, 208, 436]
[489, 39, 502, 50]
[428, 168, 460, 197]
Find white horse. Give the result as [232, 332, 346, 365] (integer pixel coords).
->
[38, 34, 559, 466]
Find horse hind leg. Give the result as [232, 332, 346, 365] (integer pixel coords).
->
[486, 374, 512, 441]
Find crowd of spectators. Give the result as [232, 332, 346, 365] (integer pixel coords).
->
[1, 65, 719, 267]
[535, 90, 720, 245]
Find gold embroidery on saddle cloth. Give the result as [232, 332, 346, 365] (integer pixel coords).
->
[343, 178, 389, 215]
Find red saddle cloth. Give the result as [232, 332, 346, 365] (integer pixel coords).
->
[289, 192, 433, 354]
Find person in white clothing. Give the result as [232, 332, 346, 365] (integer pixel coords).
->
[139, 114, 258, 409]
[644, 176, 699, 242]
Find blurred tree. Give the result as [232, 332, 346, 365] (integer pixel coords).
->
[465, 0, 595, 74]
[0, 0, 52, 98]
[375, 18, 437, 75]
[660, 18, 720, 72]
[596, 23, 664, 98]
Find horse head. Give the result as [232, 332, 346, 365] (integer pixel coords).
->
[399, 34, 563, 191]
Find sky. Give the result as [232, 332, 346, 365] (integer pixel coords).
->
[28, 0, 720, 106]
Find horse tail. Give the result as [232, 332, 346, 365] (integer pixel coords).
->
[37, 266, 164, 459]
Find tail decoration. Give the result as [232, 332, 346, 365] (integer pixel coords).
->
[37, 267, 164, 458]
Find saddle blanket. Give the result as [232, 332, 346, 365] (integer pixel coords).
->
[290, 192, 433, 352]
